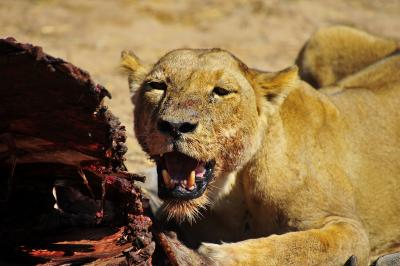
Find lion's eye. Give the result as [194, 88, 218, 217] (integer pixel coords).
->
[212, 86, 231, 96]
[147, 81, 167, 91]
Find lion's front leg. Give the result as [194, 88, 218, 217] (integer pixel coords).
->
[199, 218, 370, 266]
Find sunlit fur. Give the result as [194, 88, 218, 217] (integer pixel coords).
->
[296, 25, 398, 88]
[123, 26, 400, 265]
[161, 193, 210, 224]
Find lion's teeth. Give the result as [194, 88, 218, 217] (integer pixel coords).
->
[160, 153, 163, 157]
[187, 170, 195, 189]
[162, 169, 173, 188]
[188, 185, 195, 191]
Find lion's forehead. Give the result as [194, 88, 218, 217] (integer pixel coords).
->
[159, 48, 239, 67]
[155, 49, 241, 77]
[149, 49, 250, 91]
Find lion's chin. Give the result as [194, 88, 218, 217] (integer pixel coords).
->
[160, 194, 210, 224]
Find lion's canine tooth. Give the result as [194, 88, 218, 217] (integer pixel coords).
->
[162, 169, 173, 188]
[187, 170, 195, 189]
[160, 153, 163, 157]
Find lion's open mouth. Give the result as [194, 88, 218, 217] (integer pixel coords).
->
[154, 151, 215, 200]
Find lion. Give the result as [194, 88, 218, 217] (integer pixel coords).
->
[122, 26, 400, 265]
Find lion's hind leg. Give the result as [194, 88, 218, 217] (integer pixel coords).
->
[296, 25, 398, 88]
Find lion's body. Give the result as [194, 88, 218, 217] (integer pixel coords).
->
[321, 55, 400, 255]
[123, 26, 400, 265]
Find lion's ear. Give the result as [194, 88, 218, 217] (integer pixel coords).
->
[250, 65, 299, 106]
[121, 50, 149, 94]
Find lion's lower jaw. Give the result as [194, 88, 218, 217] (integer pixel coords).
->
[160, 194, 210, 224]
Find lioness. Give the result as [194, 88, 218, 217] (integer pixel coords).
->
[122, 26, 400, 265]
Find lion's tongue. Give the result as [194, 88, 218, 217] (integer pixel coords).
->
[164, 152, 198, 180]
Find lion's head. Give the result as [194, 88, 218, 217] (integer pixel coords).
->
[122, 48, 298, 222]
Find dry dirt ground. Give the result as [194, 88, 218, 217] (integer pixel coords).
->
[1, 0, 399, 173]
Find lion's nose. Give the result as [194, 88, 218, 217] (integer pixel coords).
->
[157, 119, 198, 138]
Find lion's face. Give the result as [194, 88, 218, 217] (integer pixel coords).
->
[122, 48, 297, 222]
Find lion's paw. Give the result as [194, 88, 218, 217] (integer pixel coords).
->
[198, 242, 233, 265]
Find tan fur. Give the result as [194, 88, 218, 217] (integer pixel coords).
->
[296, 25, 398, 88]
[123, 27, 400, 265]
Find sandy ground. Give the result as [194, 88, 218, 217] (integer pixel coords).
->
[1, 0, 399, 173]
